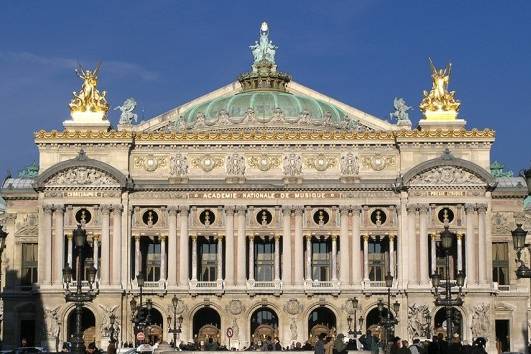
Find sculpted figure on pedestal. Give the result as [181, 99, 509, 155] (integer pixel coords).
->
[471, 303, 490, 338]
[283, 154, 302, 177]
[340, 153, 360, 176]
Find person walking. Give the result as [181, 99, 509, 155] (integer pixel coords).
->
[314, 334, 325, 354]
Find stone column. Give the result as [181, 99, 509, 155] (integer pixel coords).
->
[67, 234, 73, 268]
[160, 235, 167, 282]
[331, 235, 338, 282]
[430, 234, 437, 275]
[294, 207, 304, 285]
[39, 205, 53, 285]
[100, 205, 111, 286]
[477, 204, 487, 284]
[305, 235, 312, 282]
[419, 205, 429, 285]
[111, 205, 122, 285]
[237, 207, 247, 286]
[93, 234, 100, 273]
[53, 205, 65, 285]
[224, 206, 235, 286]
[216, 235, 223, 284]
[351, 206, 362, 284]
[407, 205, 418, 284]
[167, 207, 178, 287]
[248, 235, 254, 282]
[179, 206, 189, 286]
[389, 235, 395, 277]
[281, 206, 292, 285]
[363, 235, 369, 281]
[274, 234, 280, 282]
[339, 206, 349, 285]
[465, 204, 476, 284]
[133, 235, 141, 277]
[191, 235, 198, 282]
[457, 233, 463, 272]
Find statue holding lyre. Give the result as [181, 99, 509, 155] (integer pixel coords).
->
[69, 63, 109, 114]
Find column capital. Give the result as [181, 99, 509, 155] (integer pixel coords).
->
[406, 204, 417, 213]
[476, 204, 488, 213]
[216, 234, 224, 240]
[224, 205, 236, 215]
[99, 204, 112, 214]
[179, 205, 189, 214]
[190, 234, 197, 240]
[168, 206, 178, 216]
[456, 233, 463, 240]
[236, 205, 247, 214]
[160, 234, 168, 240]
[389, 234, 396, 241]
[53, 204, 65, 212]
[418, 204, 430, 213]
[247, 234, 255, 240]
[43, 205, 54, 214]
[339, 205, 350, 214]
[464, 203, 476, 214]
[66, 234, 73, 240]
[293, 206, 304, 216]
[112, 204, 123, 212]
[351, 205, 362, 214]
[362, 234, 370, 241]
[93, 233, 101, 241]
[132, 234, 141, 240]
[304, 234, 312, 241]
[331, 234, 338, 241]
[274, 233, 281, 240]
[282, 205, 292, 215]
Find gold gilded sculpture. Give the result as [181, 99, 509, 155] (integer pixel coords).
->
[419, 58, 460, 121]
[69, 63, 109, 114]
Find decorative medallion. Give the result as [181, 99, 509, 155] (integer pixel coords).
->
[361, 154, 396, 171]
[227, 299, 244, 316]
[305, 154, 336, 172]
[283, 299, 303, 315]
[191, 155, 223, 172]
[491, 212, 511, 234]
[248, 155, 281, 171]
[134, 154, 167, 172]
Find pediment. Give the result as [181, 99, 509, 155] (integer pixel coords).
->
[409, 166, 484, 187]
[15, 213, 39, 237]
[44, 166, 120, 188]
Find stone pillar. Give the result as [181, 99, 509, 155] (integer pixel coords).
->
[191, 235, 197, 282]
[331, 235, 338, 282]
[39, 205, 53, 285]
[339, 206, 349, 285]
[363, 235, 369, 281]
[237, 207, 247, 286]
[407, 205, 418, 284]
[167, 207, 178, 287]
[160, 235, 167, 282]
[457, 233, 463, 272]
[134, 235, 141, 277]
[281, 206, 292, 285]
[111, 205, 122, 285]
[248, 235, 254, 282]
[419, 205, 429, 285]
[294, 207, 304, 285]
[430, 234, 437, 275]
[179, 206, 189, 286]
[93, 234, 100, 273]
[477, 204, 487, 284]
[305, 235, 312, 282]
[53, 205, 65, 285]
[389, 235, 395, 277]
[100, 205, 111, 286]
[224, 206, 235, 286]
[67, 234, 73, 268]
[274, 234, 280, 282]
[465, 204, 476, 284]
[351, 206, 362, 284]
[216, 235, 223, 283]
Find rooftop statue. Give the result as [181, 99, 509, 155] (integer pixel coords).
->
[69, 63, 110, 114]
[115, 98, 138, 125]
[419, 58, 460, 116]
[390, 97, 412, 123]
[250, 21, 278, 71]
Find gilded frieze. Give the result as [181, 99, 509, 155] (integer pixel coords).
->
[248, 155, 281, 171]
[191, 154, 223, 172]
[134, 154, 167, 172]
[361, 154, 396, 171]
[304, 154, 337, 172]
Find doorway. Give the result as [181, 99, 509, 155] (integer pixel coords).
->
[495, 320, 510, 353]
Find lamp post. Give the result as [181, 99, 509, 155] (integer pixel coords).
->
[378, 273, 399, 354]
[63, 225, 98, 354]
[0, 225, 8, 347]
[168, 295, 183, 349]
[511, 223, 530, 352]
[431, 225, 465, 343]
[347, 297, 362, 338]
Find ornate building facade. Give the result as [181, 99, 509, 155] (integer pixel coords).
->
[1, 23, 530, 353]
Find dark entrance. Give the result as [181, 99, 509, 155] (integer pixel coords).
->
[434, 307, 462, 340]
[250, 307, 279, 344]
[495, 320, 510, 352]
[365, 307, 395, 340]
[308, 307, 336, 343]
[20, 319, 35, 346]
[145, 308, 164, 345]
[67, 307, 96, 347]
[193, 307, 221, 344]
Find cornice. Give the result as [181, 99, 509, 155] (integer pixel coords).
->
[34, 129, 134, 142]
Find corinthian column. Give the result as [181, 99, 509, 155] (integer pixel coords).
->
[351, 206, 362, 285]
[248, 235, 255, 282]
[419, 205, 429, 285]
[216, 235, 223, 284]
[389, 235, 396, 277]
[160, 235, 167, 282]
[53, 205, 65, 285]
[331, 235, 338, 283]
[67, 234, 73, 268]
[100, 205, 111, 286]
[224, 206, 235, 286]
[457, 233, 463, 272]
[274, 234, 280, 282]
[281, 206, 292, 285]
[294, 207, 304, 285]
[305, 235, 312, 282]
[191, 235, 198, 282]
[167, 207, 178, 287]
[407, 205, 418, 285]
[465, 204, 476, 285]
[134, 235, 141, 277]
[39, 205, 53, 285]
[93, 234, 100, 274]
[339, 206, 349, 285]
[363, 235, 369, 281]
[477, 204, 487, 284]
[237, 207, 247, 286]
[111, 205, 122, 285]
[179, 206, 189, 286]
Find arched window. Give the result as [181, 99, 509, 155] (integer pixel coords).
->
[250, 307, 279, 339]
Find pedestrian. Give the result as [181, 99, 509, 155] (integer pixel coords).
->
[366, 330, 379, 354]
[314, 334, 325, 354]
[107, 341, 117, 354]
[333, 334, 347, 354]
[390, 337, 401, 354]
[409, 338, 423, 354]
[324, 336, 334, 354]
[398, 340, 411, 354]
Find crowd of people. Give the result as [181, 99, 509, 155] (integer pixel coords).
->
[386, 333, 488, 354]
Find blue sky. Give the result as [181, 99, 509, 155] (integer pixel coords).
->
[1, 1, 530, 175]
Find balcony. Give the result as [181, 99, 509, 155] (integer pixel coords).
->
[494, 282, 511, 292]
[247, 279, 282, 295]
[189, 280, 224, 295]
[304, 279, 340, 294]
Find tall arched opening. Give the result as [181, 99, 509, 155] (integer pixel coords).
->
[67, 307, 96, 347]
[434, 307, 463, 340]
[365, 307, 395, 340]
[145, 307, 164, 345]
[250, 307, 279, 345]
[308, 307, 336, 343]
[193, 307, 221, 345]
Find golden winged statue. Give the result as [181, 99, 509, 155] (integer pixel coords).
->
[69, 63, 109, 114]
[419, 58, 460, 116]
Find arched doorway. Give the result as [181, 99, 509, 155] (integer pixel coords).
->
[67, 307, 96, 347]
[193, 307, 221, 345]
[434, 307, 462, 340]
[250, 307, 279, 345]
[365, 307, 395, 340]
[308, 307, 336, 344]
[145, 308, 164, 345]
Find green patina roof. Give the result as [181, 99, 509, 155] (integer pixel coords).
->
[181, 90, 347, 125]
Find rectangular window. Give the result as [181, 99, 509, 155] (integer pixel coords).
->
[21, 243, 38, 286]
[492, 242, 508, 285]
[368, 241, 387, 281]
[199, 241, 217, 281]
[146, 242, 161, 282]
[255, 241, 274, 281]
[311, 240, 330, 281]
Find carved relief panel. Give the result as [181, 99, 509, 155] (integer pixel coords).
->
[303, 207, 339, 233]
[361, 206, 398, 233]
[131, 207, 168, 233]
[190, 206, 224, 231]
[247, 206, 281, 230]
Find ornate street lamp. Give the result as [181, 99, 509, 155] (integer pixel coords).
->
[346, 297, 361, 337]
[431, 226, 465, 344]
[0, 225, 8, 343]
[378, 273, 399, 354]
[168, 295, 183, 348]
[511, 224, 530, 350]
[63, 225, 98, 354]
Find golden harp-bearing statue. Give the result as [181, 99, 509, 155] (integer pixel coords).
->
[419, 58, 461, 120]
[69, 63, 109, 114]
